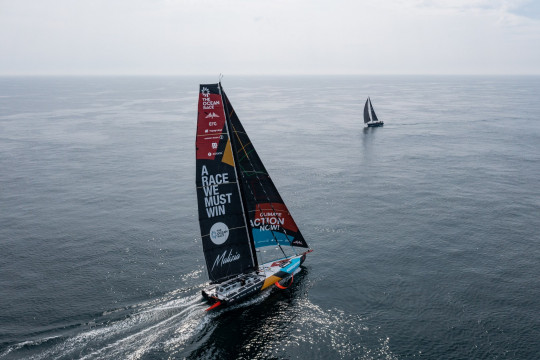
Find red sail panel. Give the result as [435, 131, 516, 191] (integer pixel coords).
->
[196, 84, 255, 282]
[253, 203, 299, 233]
[196, 87, 227, 160]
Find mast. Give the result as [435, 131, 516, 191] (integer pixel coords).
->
[363, 98, 371, 123]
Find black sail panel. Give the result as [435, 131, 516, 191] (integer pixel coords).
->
[196, 83, 255, 282]
[221, 89, 310, 254]
[363, 98, 370, 123]
[369, 98, 379, 122]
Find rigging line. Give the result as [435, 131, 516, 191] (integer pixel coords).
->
[228, 119, 298, 257]
[241, 170, 268, 176]
[238, 150, 256, 164]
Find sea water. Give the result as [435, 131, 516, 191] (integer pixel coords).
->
[1, 75, 539, 359]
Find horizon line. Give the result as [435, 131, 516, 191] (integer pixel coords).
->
[1, 73, 540, 77]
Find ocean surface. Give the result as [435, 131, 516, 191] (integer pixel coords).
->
[1, 75, 539, 359]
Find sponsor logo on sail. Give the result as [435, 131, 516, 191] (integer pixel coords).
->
[211, 249, 241, 271]
[205, 112, 219, 119]
[201, 87, 220, 109]
[209, 222, 229, 245]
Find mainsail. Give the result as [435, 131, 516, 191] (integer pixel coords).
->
[363, 98, 370, 123]
[196, 84, 255, 282]
[196, 83, 309, 282]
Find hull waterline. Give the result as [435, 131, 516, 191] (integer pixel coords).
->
[203, 250, 311, 310]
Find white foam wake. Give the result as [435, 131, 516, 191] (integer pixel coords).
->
[2, 291, 213, 360]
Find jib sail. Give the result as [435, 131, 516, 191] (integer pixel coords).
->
[195, 84, 255, 282]
[221, 89, 310, 254]
[369, 98, 379, 122]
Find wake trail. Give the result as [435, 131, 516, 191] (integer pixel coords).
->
[2, 291, 213, 360]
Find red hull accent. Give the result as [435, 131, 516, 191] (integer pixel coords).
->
[205, 301, 222, 311]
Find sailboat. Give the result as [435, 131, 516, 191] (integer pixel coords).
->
[364, 97, 384, 127]
[195, 82, 312, 311]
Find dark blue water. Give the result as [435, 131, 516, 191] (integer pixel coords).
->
[1, 76, 539, 359]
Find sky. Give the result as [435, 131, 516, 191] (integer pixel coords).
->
[1, 0, 540, 75]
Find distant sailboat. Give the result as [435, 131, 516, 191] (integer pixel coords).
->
[195, 81, 312, 311]
[364, 97, 384, 127]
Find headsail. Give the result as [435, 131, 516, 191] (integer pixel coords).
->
[363, 98, 370, 123]
[221, 88, 310, 258]
[196, 84, 256, 282]
[369, 98, 379, 122]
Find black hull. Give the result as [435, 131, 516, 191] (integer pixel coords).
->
[367, 122, 384, 127]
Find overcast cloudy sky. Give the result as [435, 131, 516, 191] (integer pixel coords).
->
[1, 0, 540, 75]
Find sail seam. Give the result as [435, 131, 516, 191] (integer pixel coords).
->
[201, 225, 247, 237]
[196, 181, 237, 189]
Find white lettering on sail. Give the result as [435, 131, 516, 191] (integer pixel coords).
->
[203, 100, 221, 110]
[250, 212, 285, 231]
[201, 168, 233, 218]
[201, 173, 228, 187]
[204, 193, 233, 207]
[211, 249, 241, 271]
[206, 205, 225, 217]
